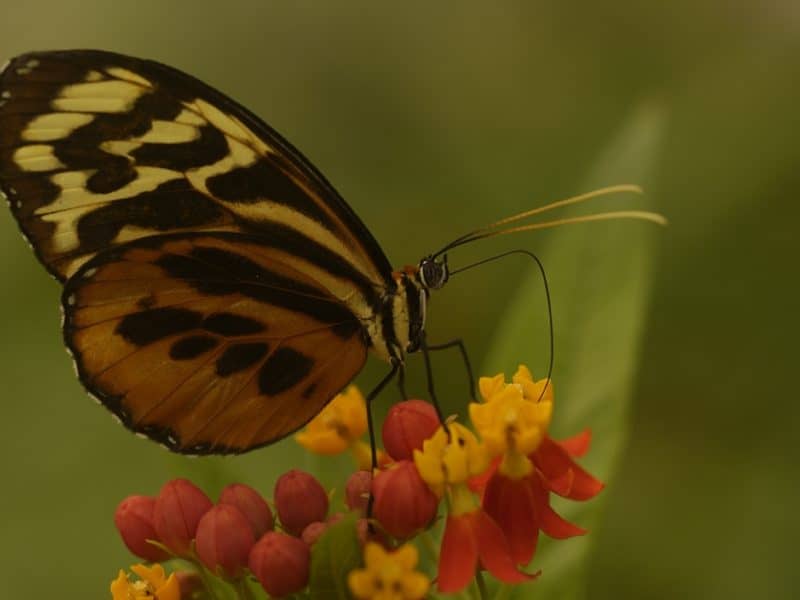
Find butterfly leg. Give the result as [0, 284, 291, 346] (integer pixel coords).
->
[365, 363, 400, 519]
[396, 363, 408, 400]
[426, 338, 477, 401]
[420, 333, 447, 425]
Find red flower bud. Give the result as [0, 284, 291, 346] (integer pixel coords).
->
[195, 504, 255, 578]
[274, 470, 328, 536]
[153, 478, 213, 555]
[249, 532, 311, 597]
[382, 399, 440, 461]
[345, 470, 372, 514]
[301, 521, 328, 546]
[219, 483, 274, 538]
[114, 495, 169, 561]
[372, 460, 438, 539]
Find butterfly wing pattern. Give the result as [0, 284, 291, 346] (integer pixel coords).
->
[0, 50, 397, 453]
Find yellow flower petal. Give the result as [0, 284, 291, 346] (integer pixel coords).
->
[130, 563, 167, 589]
[349, 542, 429, 600]
[393, 543, 419, 570]
[348, 569, 374, 598]
[156, 573, 181, 600]
[110, 570, 130, 600]
[295, 385, 368, 456]
[479, 373, 506, 401]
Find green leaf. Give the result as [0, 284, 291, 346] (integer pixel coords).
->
[309, 513, 362, 600]
[481, 103, 666, 600]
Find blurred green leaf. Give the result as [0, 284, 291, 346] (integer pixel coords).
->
[482, 103, 665, 600]
[309, 513, 361, 600]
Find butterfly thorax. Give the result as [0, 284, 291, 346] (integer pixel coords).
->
[367, 254, 449, 364]
[365, 266, 428, 364]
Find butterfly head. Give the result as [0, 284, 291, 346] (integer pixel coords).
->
[417, 254, 449, 291]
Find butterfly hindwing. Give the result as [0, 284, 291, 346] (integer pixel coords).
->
[63, 232, 368, 454]
[0, 50, 392, 285]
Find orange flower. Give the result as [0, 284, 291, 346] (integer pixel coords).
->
[469, 366, 603, 566]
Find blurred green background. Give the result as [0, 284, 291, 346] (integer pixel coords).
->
[1, 2, 797, 598]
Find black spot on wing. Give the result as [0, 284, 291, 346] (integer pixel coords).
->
[205, 158, 335, 230]
[116, 307, 203, 346]
[169, 335, 219, 359]
[258, 346, 314, 396]
[75, 179, 224, 249]
[203, 312, 265, 336]
[216, 342, 270, 376]
[155, 245, 357, 329]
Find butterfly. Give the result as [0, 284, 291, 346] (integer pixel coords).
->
[0, 50, 663, 455]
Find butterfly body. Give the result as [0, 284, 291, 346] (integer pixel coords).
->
[0, 50, 434, 454]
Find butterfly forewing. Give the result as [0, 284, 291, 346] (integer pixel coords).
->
[0, 50, 392, 286]
[64, 232, 368, 454]
[0, 50, 399, 453]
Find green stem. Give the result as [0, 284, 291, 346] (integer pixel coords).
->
[235, 577, 257, 600]
[476, 571, 489, 600]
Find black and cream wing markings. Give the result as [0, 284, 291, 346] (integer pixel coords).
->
[64, 233, 368, 454]
[0, 49, 392, 285]
[0, 50, 397, 453]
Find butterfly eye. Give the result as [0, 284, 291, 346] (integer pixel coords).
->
[419, 257, 448, 290]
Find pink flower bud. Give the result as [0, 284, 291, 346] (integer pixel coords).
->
[249, 532, 310, 597]
[153, 478, 213, 555]
[382, 399, 440, 461]
[301, 521, 328, 546]
[114, 495, 169, 561]
[219, 483, 274, 538]
[345, 471, 372, 514]
[274, 470, 328, 536]
[195, 504, 255, 578]
[372, 460, 438, 539]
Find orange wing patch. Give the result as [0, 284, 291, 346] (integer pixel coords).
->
[63, 232, 368, 454]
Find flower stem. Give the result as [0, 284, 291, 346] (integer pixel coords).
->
[235, 578, 258, 600]
[476, 571, 489, 600]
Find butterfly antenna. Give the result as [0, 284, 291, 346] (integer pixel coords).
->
[450, 249, 554, 402]
[433, 184, 665, 257]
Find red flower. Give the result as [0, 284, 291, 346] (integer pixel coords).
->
[249, 531, 310, 597]
[153, 479, 213, 555]
[219, 483, 274, 538]
[195, 504, 255, 578]
[480, 430, 604, 565]
[371, 460, 439, 539]
[382, 399, 440, 461]
[114, 495, 169, 562]
[344, 470, 372, 514]
[274, 470, 329, 536]
[439, 507, 536, 593]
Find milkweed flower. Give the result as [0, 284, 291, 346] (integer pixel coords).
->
[153, 478, 213, 556]
[111, 563, 180, 600]
[114, 495, 169, 562]
[249, 531, 311, 597]
[470, 366, 603, 565]
[371, 460, 439, 539]
[195, 504, 255, 578]
[218, 483, 274, 538]
[274, 470, 329, 536]
[382, 399, 440, 461]
[295, 385, 375, 469]
[348, 542, 430, 600]
[414, 422, 533, 593]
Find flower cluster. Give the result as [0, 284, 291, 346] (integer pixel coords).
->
[114, 474, 325, 597]
[110, 365, 603, 599]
